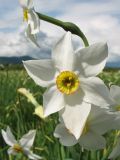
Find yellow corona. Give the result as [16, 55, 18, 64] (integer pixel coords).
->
[13, 144, 23, 153]
[116, 105, 120, 111]
[56, 71, 80, 95]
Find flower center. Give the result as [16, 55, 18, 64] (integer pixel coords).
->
[56, 71, 80, 95]
[116, 105, 120, 111]
[13, 144, 23, 153]
[23, 9, 28, 21]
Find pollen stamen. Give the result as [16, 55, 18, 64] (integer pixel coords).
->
[56, 71, 80, 95]
[23, 9, 28, 21]
[13, 144, 23, 153]
[116, 105, 120, 111]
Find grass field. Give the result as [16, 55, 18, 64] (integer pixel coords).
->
[0, 66, 120, 160]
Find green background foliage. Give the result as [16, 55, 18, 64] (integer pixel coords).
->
[0, 66, 120, 160]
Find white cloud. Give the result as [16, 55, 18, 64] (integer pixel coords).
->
[0, 0, 120, 63]
[0, 27, 53, 58]
[54, 1, 120, 62]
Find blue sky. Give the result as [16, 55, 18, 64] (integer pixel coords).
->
[0, 0, 120, 62]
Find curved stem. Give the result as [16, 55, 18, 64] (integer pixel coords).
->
[36, 12, 89, 47]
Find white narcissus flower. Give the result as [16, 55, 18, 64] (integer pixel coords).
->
[23, 32, 112, 139]
[1, 127, 42, 160]
[25, 24, 40, 47]
[55, 106, 116, 150]
[108, 85, 120, 159]
[108, 137, 120, 159]
[110, 85, 120, 111]
[19, 0, 40, 46]
[108, 85, 120, 129]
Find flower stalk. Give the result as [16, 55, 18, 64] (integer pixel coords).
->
[36, 12, 89, 47]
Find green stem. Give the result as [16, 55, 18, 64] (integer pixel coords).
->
[36, 12, 89, 47]
[9, 155, 12, 160]
[101, 147, 111, 160]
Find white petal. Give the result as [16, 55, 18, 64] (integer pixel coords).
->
[88, 105, 115, 134]
[110, 85, 120, 105]
[8, 147, 17, 155]
[43, 85, 65, 117]
[25, 24, 40, 47]
[79, 131, 106, 150]
[1, 127, 17, 146]
[23, 59, 56, 87]
[108, 138, 120, 159]
[19, 0, 33, 9]
[60, 102, 91, 139]
[28, 10, 40, 34]
[81, 77, 113, 107]
[6, 127, 17, 144]
[54, 124, 78, 146]
[75, 43, 108, 77]
[20, 130, 36, 148]
[109, 111, 120, 130]
[64, 88, 85, 107]
[52, 32, 75, 71]
[24, 148, 42, 159]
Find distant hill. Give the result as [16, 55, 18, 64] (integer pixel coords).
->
[106, 61, 120, 68]
[0, 56, 34, 64]
[0, 56, 120, 69]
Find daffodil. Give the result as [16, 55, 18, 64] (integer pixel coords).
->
[108, 85, 120, 159]
[108, 138, 120, 159]
[19, 0, 40, 46]
[1, 127, 42, 159]
[107, 85, 120, 130]
[55, 105, 116, 150]
[23, 31, 112, 138]
[110, 85, 120, 111]
[25, 24, 40, 47]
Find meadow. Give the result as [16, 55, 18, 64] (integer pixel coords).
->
[0, 65, 120, 160]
